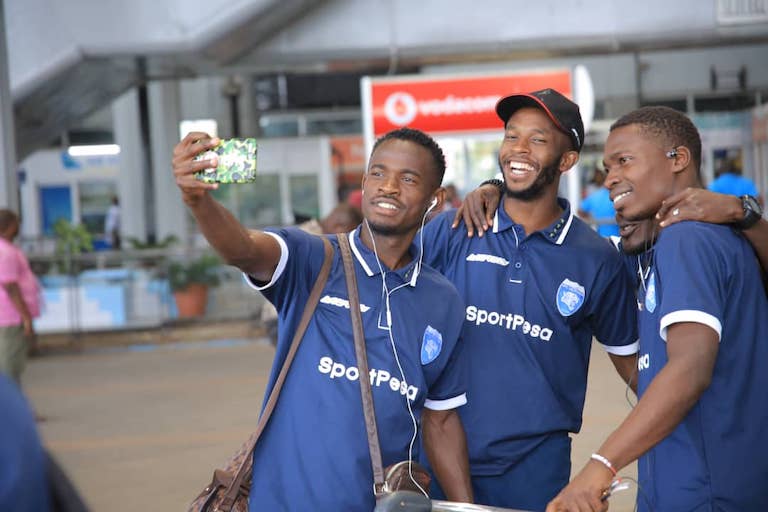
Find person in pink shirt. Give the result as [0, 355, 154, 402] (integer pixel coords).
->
[0, 210, 41, 385]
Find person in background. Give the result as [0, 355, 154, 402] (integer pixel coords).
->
[0, 210, 41, 385]
[443, 184, 462, 209]
[297, 203, 364, 236]
[104, 196, 121, 249]
[707, 159, 762, 205]
[346, 187, 363, 212]
[578, 167, 619, 237]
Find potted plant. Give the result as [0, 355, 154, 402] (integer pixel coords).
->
[167, 254, 221, 318]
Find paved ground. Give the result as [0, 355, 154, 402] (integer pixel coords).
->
[24, 336, 638, 511]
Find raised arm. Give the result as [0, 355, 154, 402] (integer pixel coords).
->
[172, 132, 281, 282]
[451, 180, 503, 237]
[656, 188, 768, 274]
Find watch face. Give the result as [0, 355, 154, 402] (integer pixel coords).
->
[744, 195, 764, 216]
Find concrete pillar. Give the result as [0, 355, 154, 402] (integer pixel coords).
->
[238, 75, 258, 138]
[112, 89, 148, 243]
[0, 2, 18, 211]
[148, 80, 189, 246]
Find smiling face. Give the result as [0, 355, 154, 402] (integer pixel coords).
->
[361, 138, 439, 237]
[497, 107, 578, 201]
[603, 124, 676, 222]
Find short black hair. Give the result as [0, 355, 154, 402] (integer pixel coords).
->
[611, 106, 702, 172]
[0, 209, 19, 232]
[371, 127, 446, 185]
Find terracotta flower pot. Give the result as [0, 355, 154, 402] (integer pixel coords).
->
[173, 283, 209, 318]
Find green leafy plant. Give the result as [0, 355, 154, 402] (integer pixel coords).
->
[53, 219, 94, 274]
[167, 254, 221, 292]
[127, 234, 179, 250]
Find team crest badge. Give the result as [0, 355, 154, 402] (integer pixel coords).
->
[644, 272, 657, 313]
[421, 325, 443, 365]
[556, 278, 586, 317]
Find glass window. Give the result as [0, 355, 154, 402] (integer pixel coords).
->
[259, 118, 299, 138]
[305, 117, 362, 136]
[213, 175, 282, 228]
[436, 136, 500, 197]
[290, 175, 320, 221]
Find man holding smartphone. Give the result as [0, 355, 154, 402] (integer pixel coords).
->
[173, 128, 473, 510]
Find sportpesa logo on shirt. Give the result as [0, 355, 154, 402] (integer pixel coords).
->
[320, 295, 371, 312]
[317, 356, 419, 401]
[466, 253, 510, 266]
[465, 306, 554, 341]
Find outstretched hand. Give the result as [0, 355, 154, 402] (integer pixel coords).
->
[451, 184, 502, 237]
[656, 188, 741, 228]
[545, 462, 612, 512]
[172, 132, 221, 206]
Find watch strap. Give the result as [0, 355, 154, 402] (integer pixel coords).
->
[735, 194, 763, 230]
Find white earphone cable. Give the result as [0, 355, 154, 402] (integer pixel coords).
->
[362, 211, 431, 497]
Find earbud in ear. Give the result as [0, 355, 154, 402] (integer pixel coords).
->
[424, 197, 438, 216]
[666, 148, 678, 158]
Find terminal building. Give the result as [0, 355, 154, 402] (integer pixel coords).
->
[1, 0, 767, 331]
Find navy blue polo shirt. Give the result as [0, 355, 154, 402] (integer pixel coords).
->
[244, 227, 467, 511]
[0, 374, 50, 512]
[633, 221, 768, 512]
[421, 200, 638, 475]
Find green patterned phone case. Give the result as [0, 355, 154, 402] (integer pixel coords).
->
[194, 138, 258, 183]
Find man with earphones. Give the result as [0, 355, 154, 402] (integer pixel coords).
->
[172, 127, 473, 511]
[546, 106, 768, 512]
[417, 89, 640, 511]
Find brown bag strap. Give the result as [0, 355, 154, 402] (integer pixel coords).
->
[336, 233, 385, 494]
[220, 236, 334, 510]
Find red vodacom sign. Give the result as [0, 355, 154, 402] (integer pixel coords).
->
[362, 69, 572, 137]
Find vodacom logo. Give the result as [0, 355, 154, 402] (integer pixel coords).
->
[382, 90, 501, 126]
[384, 92, 418, 126]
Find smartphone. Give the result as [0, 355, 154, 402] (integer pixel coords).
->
[194, 138, 258, 183]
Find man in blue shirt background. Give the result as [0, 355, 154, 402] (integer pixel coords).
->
[420, 89, 639, 512]
[173, 127, 473, 510]
[578, 168, 619, 237]
[707, 161, 761, 203]
[549, 106, 768, 512]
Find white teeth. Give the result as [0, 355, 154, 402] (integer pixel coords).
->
[613, 191, 631, 204]
[509, 162, 534, 172]
[376, 202, 397, 210]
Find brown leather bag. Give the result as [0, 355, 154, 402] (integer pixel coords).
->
[188, 237, 334, 512]
[336, 233, 432, 499]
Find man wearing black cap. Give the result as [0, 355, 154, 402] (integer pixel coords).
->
[418, 89, 638, 511]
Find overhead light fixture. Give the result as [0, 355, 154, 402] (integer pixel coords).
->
[67, 144, 121, 157]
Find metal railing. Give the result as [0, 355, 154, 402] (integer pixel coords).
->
[375, 492, 531, 512]
[27, 247, 267, 334]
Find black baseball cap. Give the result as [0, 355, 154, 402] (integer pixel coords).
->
[495, 88, 585, 151]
